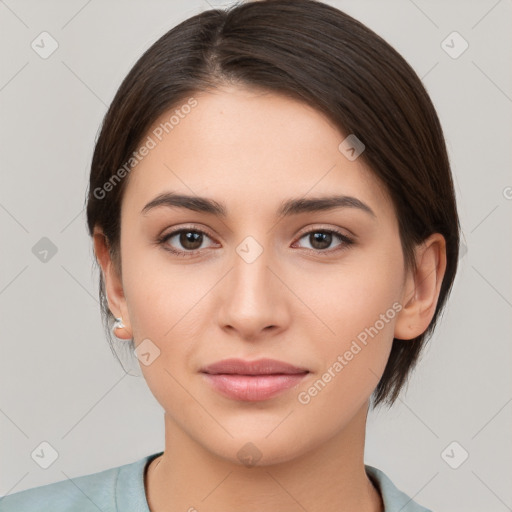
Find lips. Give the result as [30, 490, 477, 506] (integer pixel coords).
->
[200, 358, 309, 376]
[200, 358, 310, 401]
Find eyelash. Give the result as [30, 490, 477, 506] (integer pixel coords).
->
[156, 224, 354, 258]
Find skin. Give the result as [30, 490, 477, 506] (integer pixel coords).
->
[93, 85, 446, 512]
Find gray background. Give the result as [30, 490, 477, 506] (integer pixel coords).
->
[1, 1, 511, 511]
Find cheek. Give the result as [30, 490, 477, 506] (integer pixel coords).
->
[122, 261, 207, 416]
[120, 242, 217, 383]
[124, 273, 214, 400]
[290, 252, 403, 404]
[294, 280, 399, 419]
[291, 250, 404, 346]
[120, 230, 208, 341]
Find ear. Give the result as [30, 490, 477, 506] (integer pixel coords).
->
[394, 233, 447, 340]
[93, 227, 132, 340]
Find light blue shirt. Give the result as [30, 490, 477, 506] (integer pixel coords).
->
[0, 451, 432, 511]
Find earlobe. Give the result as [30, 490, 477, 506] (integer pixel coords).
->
[394, 233, 447, 341]
[92, 228, 132, 339]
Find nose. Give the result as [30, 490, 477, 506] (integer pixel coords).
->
[216, 241, 290, 342]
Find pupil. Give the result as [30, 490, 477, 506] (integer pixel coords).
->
[181, 231, 202, 249]
[311, 232, 331, 250]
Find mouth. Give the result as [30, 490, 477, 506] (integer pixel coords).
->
[200, 357, 310, 376]
[200, 358, 310, 401]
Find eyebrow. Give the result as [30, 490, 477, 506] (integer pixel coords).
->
[141, 192, 376, 218]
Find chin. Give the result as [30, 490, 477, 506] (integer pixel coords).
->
[200, 430, 317, 469]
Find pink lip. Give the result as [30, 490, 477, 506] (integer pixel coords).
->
[200, 358, 310, 401]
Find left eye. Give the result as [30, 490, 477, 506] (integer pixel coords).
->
[293, 229, 353, 253]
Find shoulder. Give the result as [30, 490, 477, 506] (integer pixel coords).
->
[0, 465, 120, 512]
[365, 465, 433, 512]
[0, 452, 162, 512]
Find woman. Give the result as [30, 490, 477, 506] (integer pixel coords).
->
[0, 0, 459, 510]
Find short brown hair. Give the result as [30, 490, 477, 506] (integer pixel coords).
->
[86, 0, 460, 407]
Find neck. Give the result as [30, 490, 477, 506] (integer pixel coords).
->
[145, 401, 382, 512]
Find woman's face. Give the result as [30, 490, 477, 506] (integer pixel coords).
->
[113, 85, 412, 464]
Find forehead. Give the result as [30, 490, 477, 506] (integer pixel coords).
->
[121, 86, 394, 220]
